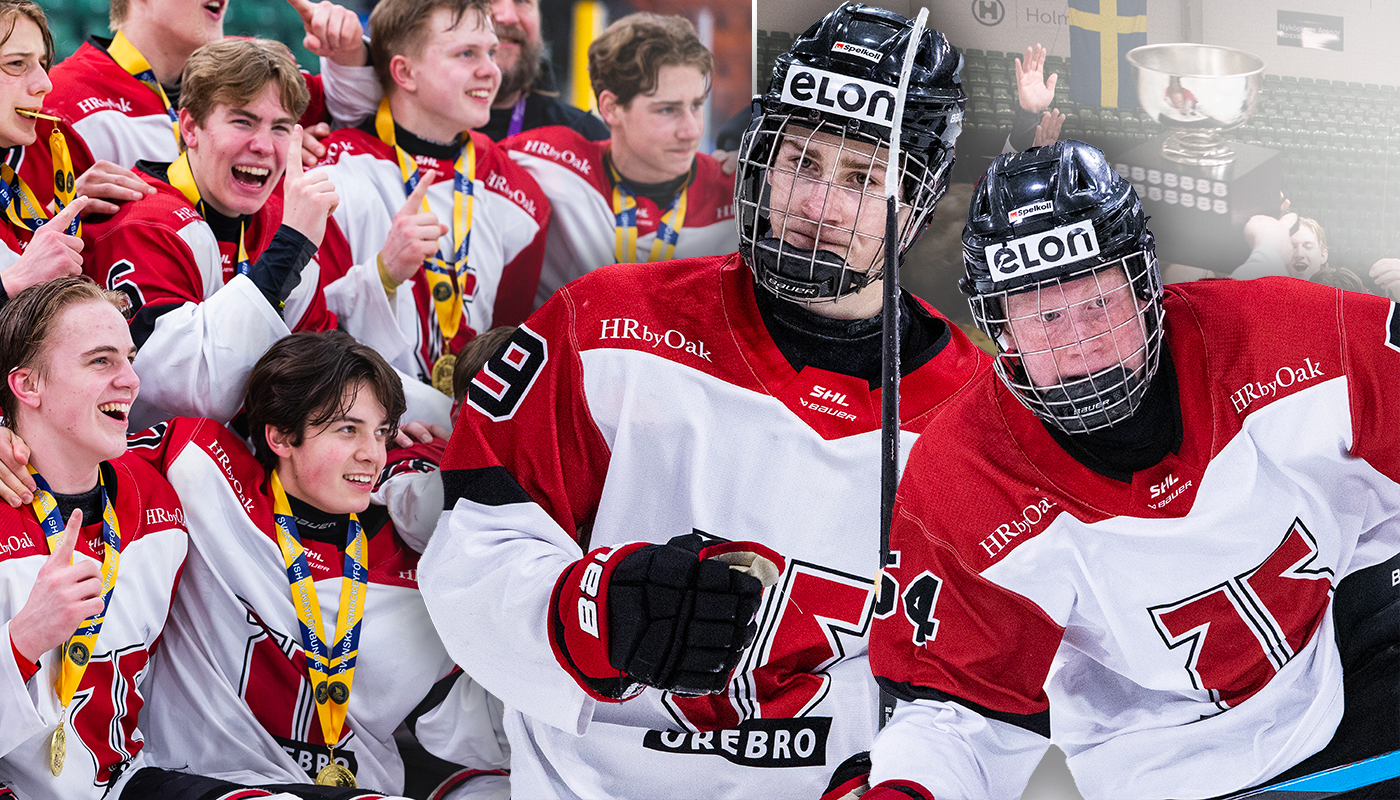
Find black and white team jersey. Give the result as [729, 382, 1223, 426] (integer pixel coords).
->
[0, 456, 188, 799]
[130, 418, 509, 799]
[502, 126, 736, 308]
[869, 278, 1400, 799]
[419, 253, 989, 798]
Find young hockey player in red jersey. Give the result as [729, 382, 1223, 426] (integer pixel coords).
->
[503, 13, 734, 308]
[866, 139, 1400, 799]
[316, 0, 549, 395]
[79, 38, 343, 431]
[418, 5, 991, 797]
[0, 277, 188, 798]
[130, 330, 509, 799]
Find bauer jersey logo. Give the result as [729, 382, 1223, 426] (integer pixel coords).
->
[986, 221, 1100, 281]
[831, 41, 883, 62]
[781, 66, 898, 126]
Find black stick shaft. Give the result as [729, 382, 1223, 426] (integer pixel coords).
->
[877, 193, 901, 730]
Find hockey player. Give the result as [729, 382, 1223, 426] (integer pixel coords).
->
[316, 0, 549, 395]
[479, 0, 608, 142]
[80, 38, 346, 431]
[865, 139, 1400, 799]
[419, 6, 986, 797]
[128, 330, 509, 799]
[0, 276, 189, 798]
[0, 0, 93, 303]
[44, 0, 379, 181]
[504, 13, 734, 308]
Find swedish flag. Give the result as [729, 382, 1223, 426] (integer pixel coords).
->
[1069, 0, 1147, 108]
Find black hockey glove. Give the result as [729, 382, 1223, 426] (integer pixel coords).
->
[549, 532, 784, 701]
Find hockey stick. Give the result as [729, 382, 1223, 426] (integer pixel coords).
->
[1221, 750, 1400, 798]
[877, 6, 928, 730]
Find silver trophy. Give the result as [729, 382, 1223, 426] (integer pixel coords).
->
[1127, 43, 1265, 166]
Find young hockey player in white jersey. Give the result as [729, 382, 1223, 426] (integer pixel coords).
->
[130, 330, 509, 799]
[316, 0, 548, 395]
[418, 6, 990, 798]
[865, 139, 1400, 799]
[79, 38, 347, 431]
[503, 13, 734, 308]
[0, 277, 188, 799]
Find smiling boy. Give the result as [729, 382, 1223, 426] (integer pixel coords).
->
[128, 330, 509, 798]
[316, 0, 549, 394]
[0, 276, 189, 799]
[503, 13, 734, 308]
[79, 38, 343, 430]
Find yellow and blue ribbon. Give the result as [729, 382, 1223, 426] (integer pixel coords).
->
[270, 471, 367, 750]
[609, 158, 689, 264]
[373, 98, 475, 349]
[28, 466, 122, 709]
[107, 30, 180, 146]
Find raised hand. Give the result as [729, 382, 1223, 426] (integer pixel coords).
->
[1033, 108, 1065, 147]
[2, 196, 90, 297]
[1015, 43, 1058, 114]
[8, 510, 105, 664]
[378, 169, 446, 286]
[286, 0, 367, 68]
[280, 125, 340, 249]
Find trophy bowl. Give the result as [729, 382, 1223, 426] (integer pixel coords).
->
[1127, 43, 1265, 166]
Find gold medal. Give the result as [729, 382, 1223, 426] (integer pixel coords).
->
[49, 722, 64, 776]
[432, 353, 457, 397]
[315, 761, 356, 788]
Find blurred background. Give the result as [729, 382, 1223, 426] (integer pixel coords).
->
[760, 0, 1400, 335]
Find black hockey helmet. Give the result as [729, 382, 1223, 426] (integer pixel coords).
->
[736, 3, 966, 304]
[961, 140, 1164, 433]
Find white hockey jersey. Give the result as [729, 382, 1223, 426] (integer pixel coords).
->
[419, 253, 989, 799]
[80, 168, 338, 431]
[130, 417, 509, 797]
[869, 278, 1400, 799]
[0, 456, 188, 800]
[502, 125, 737, 308]
[316, 127, 549, 381]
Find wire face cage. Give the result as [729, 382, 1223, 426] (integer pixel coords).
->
[736, 114, 951, 304]
[971, 250, 1164, 434]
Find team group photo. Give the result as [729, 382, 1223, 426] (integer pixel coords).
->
[0, 0, 1398, 796]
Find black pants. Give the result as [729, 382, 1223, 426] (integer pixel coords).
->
[119, 767, 385, 800]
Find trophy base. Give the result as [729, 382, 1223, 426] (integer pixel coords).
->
[1161, 130, 1236, 166]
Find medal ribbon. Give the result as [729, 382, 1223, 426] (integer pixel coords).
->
[27, 466, 122, 709]
[107, 30, 180, 146]
[0, 127, 80, 236]
[609, 158, 689, 264]
[168, 152, 250, 275]
[270, 471, 367, 751]
[373, 98, 474, 344]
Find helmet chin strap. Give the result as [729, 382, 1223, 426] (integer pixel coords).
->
[753, 235, 877, 301]
[1031, 363, 1145, 434]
